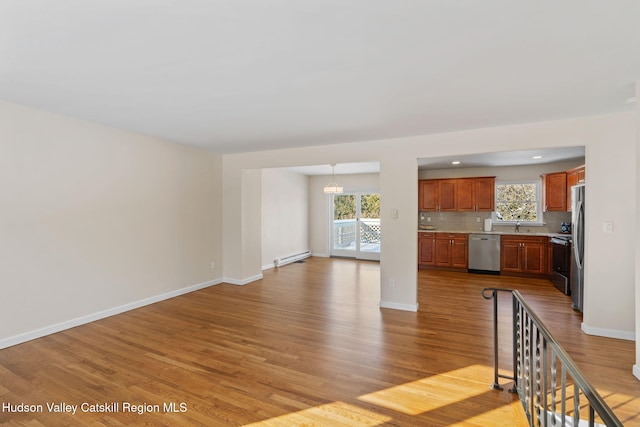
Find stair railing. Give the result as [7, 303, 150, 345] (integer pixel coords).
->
[481, 288, 622, 427]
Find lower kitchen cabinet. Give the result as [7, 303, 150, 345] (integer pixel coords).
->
[419, 232, 468, 270]
[418, 233, 436, 266]
[436, 234, 468, 268]
[500, 235, 546, 275]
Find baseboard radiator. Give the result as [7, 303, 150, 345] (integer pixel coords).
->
[274, 250, 311, 267]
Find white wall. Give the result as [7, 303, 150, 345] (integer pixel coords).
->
[222, 111, 636, 331]
[0, 100, 223, 347]
[583, 125, 636, 340]
[261, 169, 309, 268]
[635, 81, 640, 378]
[309, 173, 380, 257]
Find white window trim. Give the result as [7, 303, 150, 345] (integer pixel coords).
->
[492, 180, 545, 226]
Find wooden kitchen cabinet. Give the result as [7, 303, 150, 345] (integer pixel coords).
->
[542, 172, 567, 212]
[418, 232, 468, 270]
[419, 180, 438, 211]
[418, 233, 436, 267]
[435, 233, 468, 269]
[419, 179, 457, 211]
[500, 235, 546, 276]
[566, 165, 585, 211]
[457, 177, 495, 212]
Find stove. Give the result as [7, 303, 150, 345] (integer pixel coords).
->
[550, 235, 571, 295]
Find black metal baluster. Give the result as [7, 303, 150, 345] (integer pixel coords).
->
[561, 366, 566, 426]
[529, 317, 535, 424]
[491, 289, 502, 390]
[542, 337, 548, 427]
[550, 351, 557, 426]
[574, 384, 580, 425]
[535, 327, 542, 426]
[511, 294, 519, 394]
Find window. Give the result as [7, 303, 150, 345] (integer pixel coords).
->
[494, 181, 542, 223]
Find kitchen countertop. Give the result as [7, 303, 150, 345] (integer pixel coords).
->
[417, 229, 571, 238]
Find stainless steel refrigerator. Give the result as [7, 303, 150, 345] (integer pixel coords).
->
[570, 184, 585, 311]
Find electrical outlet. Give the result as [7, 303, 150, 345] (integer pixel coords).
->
[389, 279, 395, 288]
[476, 217, 481, 223]
[210, 262, 216, 269]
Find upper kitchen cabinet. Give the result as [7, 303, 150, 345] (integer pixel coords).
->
[457, 177, 495, 212]
[542, 172, 567, 212]
[419, 179, 457, 211]
[566, 165, 585, 211]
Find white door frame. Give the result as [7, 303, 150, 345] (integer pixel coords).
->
[329, 191, 380, 261]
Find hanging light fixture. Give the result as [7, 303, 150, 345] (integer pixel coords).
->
[323, 164, 344, 194]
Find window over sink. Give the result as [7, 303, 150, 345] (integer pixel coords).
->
[494, 180, 543, 224]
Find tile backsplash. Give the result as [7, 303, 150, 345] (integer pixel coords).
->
[418, 211, 572, 234]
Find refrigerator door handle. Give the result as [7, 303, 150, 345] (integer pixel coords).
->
[573, 200, 584, 269]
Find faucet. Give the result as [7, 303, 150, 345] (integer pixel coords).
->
[515, 216, 521, 233]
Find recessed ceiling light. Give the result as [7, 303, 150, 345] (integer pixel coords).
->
[626, 97, 637, 104]
[451, 161, 461, 165]
[532, 155, 543, 159]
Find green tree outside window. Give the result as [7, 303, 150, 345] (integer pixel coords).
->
[495, 183, 539, 222]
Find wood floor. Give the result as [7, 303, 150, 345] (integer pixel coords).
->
[0, 257, 638, 426]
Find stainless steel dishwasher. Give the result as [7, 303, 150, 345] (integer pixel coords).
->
[468, 234, 501, 274]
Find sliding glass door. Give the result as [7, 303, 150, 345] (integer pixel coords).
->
[330, 192, 380, 261]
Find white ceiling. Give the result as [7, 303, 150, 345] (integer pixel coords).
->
[281, 146, 585, 175]
[283, 162, 380, 176]
[418, 146, 586, 170]
[1, 1, 639, 154]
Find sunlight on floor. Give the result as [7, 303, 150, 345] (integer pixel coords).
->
[242, 401, 391, 427]
[460, 405, 528, 427]
[243, 364, 528, 426]
[357, 364, 499, 416]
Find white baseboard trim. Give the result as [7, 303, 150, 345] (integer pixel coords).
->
[223, 274, 263, 286]
[312, 252, 329, 258]
[581, 322, 635, 341]
[380, 301, 419, 312]
[0, 278, 223, 350]
[262, 263, 275, 271]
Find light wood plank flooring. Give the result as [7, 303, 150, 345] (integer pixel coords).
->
[0, 257, 637, 426]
